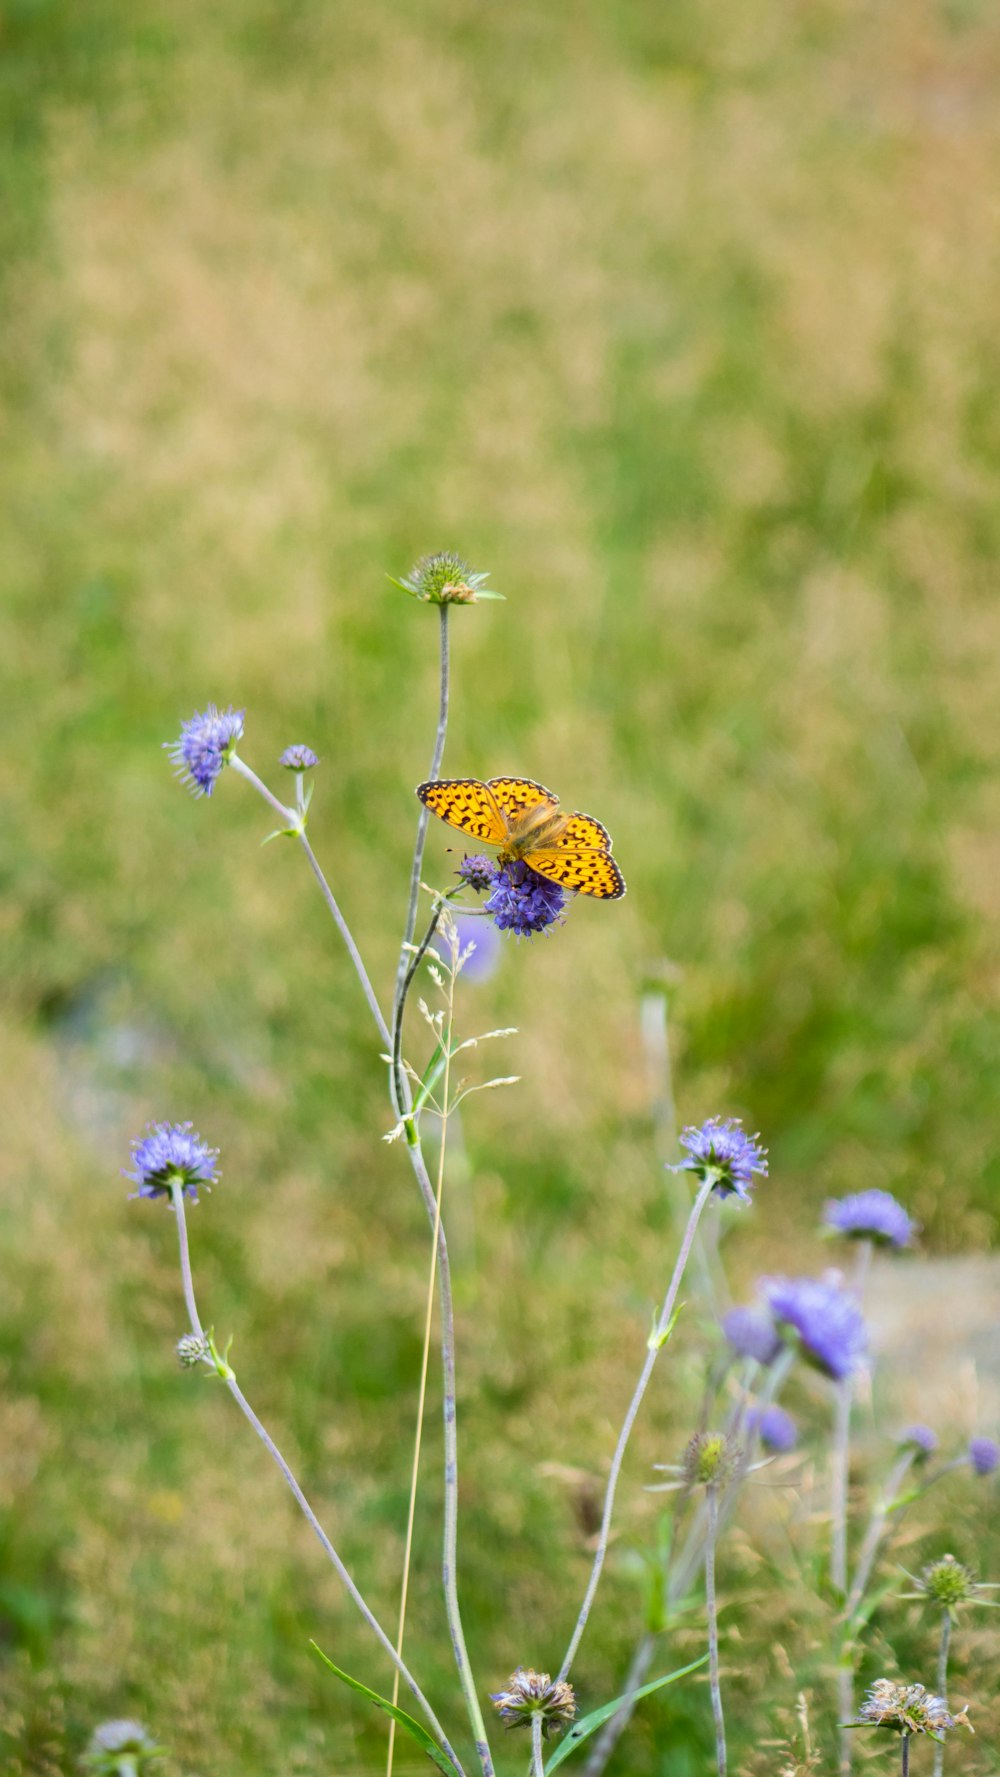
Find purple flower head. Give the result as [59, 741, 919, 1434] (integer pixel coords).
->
[674, 1117, 768, 1204]
[722, 1306, 782, 1366]
[484, 860, 566, 937]
[968, 1436, 999, 1477]
[457, 854, 498, 894]
[764, 1274, 868, 1381]
[166, 705, 244, 796]
[898, 1424, 938, 1460]
[823, 1189, 916, 1250]
[434, 913, 502, 984]
[125, 1122, 220, 1203]
[747, 1405, 798, 1452]
[279, 744, 319, 771]
[490, 1669, 576, 1736]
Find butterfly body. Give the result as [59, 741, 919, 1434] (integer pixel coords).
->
[415, 775, 626, 900]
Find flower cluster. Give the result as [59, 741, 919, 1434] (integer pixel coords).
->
[84, 1720, 163, 1773]
[747, 1405, 798, 1453]
[969, 1436, 999, 1477]
[456, 855, 566, 936]
[823, 1189, 916, 1249]
[279, 744, 319, 771]
[166, 705, 244, 796]
[125, 1123, 219, 1204]
[898, 1424, 938, 1460]
[853, 1679, 969, 1739]
[674, 1117, 768, 1204]
[490, 1669, 576, 1737]
[764, 1274, 867, 1381]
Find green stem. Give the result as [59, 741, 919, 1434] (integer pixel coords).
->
[705, 1484, 726, 1777]
[166, 1186, 463, 1775]
[557, 1176, 716, 1682]
[901, 1733, 910, 1777]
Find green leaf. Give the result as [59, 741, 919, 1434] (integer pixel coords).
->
[309, 1642, 460, 1777]
[543, 1655, 708, 1773]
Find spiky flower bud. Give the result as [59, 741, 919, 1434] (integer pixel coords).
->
[853, 1680, 970, 1740]
[917, 1555, 978, 1615]
[392, 552, 501, 606]
[176, 1333, 211, 1369]
[490, 1669, 576, 1738]
[683, 1431, 738, 1487]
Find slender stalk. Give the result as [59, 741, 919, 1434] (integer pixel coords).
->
[557, 1176, 716, 1683]
[837, 1665, 855, 1777]
[395, 604, 450, 1029]
[901, 1733, 910, 1777]
[230, 755, 391, 1051]
[531, 1713, 545, 1777]
[831, 1378, 852, 1598]
[843, 1450, 915, 1621]
[705, 1484, 726, 1777]
[386, 949, 455, 1777]
[166, 1185, 463, 1776]
[580, 1634, 657, 1777]
[933, 1612, 951, 1777]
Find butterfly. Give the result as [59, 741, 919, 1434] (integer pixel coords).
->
[415, 775, 626, 900]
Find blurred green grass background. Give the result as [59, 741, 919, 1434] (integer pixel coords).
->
[2, 0, 999, 1769]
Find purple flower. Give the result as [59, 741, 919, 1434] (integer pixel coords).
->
[674, 1117, 768, 1203]
[484, 860, 566, 937]
[279, 744, 319, 771]
[968, 1436, 999, 1477]
[457, 854, 497, 893]
[166, 705, 244, 796]
[747, 1405, 798, 1452]
[898, 1424, 938, 1460]
[434, 913, 502, 984]
[125, 1122, 220, 1203]
[722, 1307, 782, 1366]
[823, 1189, 916, 1249]
[764, 1274, 868, 1381]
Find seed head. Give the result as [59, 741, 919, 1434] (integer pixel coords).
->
[490, 1669, 576, 1737]
[166, 705, 244, 797]
[393, 551, 499, 606]
[674, 1117, 768, 1204]
[177, 1332, 211, 1368]
[682, 1431, 739, 1487]
[917, 1555, 977, 1616]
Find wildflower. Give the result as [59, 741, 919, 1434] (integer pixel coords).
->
[852, 1679, 969, 1740]
[166, 705, 244, 797]
[722, 1306, 782, 1366]
[177, 1332, 211, 1368]
[279, 744, 319, 771]
[764, 1274, 868, 1381]
[125, 1123, 219, 1204]
[484, 860, 566, 936]
[682, 1431, 739, 1487]
[897, 1424, 937, 1460]
[674, 1117, 768, 1204]
[822, 1189, 916, 1249]
[490, 1669, 576, 1737]
[968, 1436, 999, 1476]
[747, 1405, 798, 1453]
[392, 551, 500, 606]
[84, 1719, 163, 1772]
[456, 854, 497, 893]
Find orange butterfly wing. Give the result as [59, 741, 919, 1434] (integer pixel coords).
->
[558, 812, 614, 851]
[415, 779, 508, 846]
[527, 846, 627, 900]
[485, 776, 560, 824]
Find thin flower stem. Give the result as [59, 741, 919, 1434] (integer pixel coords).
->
[531, 1713, 545, 1777]
[705, 1484, 727, 1777]
[843, 1451, 915, 1621]
[557, 1175, 716, 1683]
[230, 755, 391, 1051]
[395, 604, 450, 1028]
[831, 1378, 852, 1598]
[386, 950, 455, 1777]
[901, 1733, 910, 1777]
[933, 1612, 951, 1777]
[166, 1186, 463, 1775]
